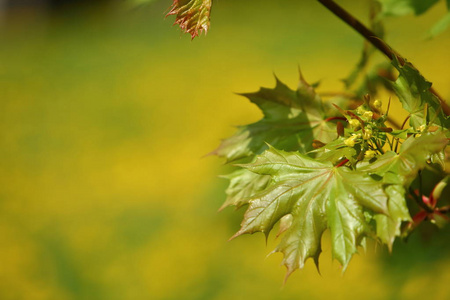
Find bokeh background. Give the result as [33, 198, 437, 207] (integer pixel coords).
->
[0, 0, 449, 299]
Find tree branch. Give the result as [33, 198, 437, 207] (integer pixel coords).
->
[317, 0, 450, 116]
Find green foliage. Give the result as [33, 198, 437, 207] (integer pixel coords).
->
[377, 0, 450, 36]
[161, 0, 450, 279]
[390, 59, 450, 131]
[377, 0, 440, 16]
[218, 72, 448, 276]
[232, 147, 388, 275]
[213, 76, 336, 163]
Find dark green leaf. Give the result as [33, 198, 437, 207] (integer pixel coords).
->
[390, 59, 449, 131]
[214, 76, 336, 162]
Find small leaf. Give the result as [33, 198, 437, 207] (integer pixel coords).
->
[378, 0, 439, 16]
[390, 128, 410, 139]
[167, 0, 212, 39]
[431, 176, 449, 204]
[430, 212, 449, 228]
[429, 12, 450, 38]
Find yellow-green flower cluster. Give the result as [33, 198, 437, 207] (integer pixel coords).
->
[342, 101, 387, 160]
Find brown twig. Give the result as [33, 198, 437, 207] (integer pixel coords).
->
[317, 0, 450, 116]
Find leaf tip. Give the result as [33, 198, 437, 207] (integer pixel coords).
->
[313, 252, 322, 276]
[217, 202, 228, 212]
[228, 230, 244, 242]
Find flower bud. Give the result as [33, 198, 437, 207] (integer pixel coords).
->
[363, 128, 372, 140]
[373, 99, 382, 109]
[344, 135, 358, 147]
[349, 119, 360, 128]
[365, 150, 377, 159]
[363, 111, 373, 120]
[356, 106, 366, 115]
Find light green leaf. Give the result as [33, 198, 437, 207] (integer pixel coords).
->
[167, 0, 212, 39]
[219, 169, 271, 211]
[429, 12, 450, 37]
[390, 128, 410, 139]
[378, 0, 440, 16]
[313, 137, 357, 165]
[373, 173, 410, 250]
[232, 147, 389, 276]
[214, 76, 336, 162]
[358, 133, 448, 186]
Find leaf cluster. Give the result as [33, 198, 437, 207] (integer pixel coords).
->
[154, 0, 450, 279]
[216, 64, 448, 277]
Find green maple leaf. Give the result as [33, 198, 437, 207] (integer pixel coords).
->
[231, 147, 389, 276]
[390, 59, 449, 131]
[214, 76, 336, 163]
[167, 0, 212, 39]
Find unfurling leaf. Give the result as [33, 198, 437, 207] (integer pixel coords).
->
[167, 0, 212, 39]
[231, 147, 390, 277]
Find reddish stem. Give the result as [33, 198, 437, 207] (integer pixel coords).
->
[336, 158, 349, 167]
[325, 116, 347, 122]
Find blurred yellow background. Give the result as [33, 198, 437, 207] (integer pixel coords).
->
[0, 0, 449, 299]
